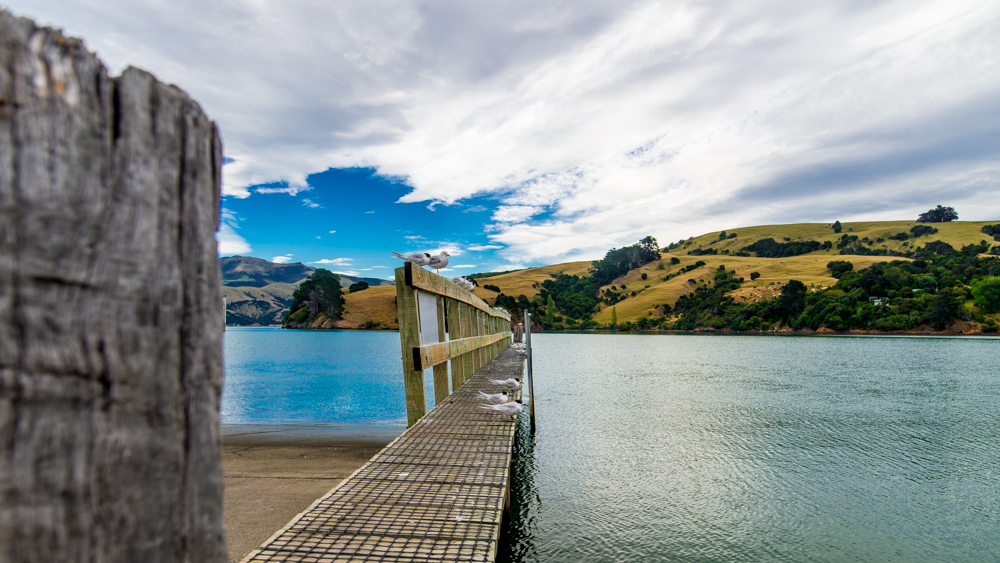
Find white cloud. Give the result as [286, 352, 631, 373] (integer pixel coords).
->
[216, 210, 251, 255]
[467, 244, 504, 251]
[404, 235, 424, 240]
[311, 258, 353, 265]
[492, 206, 541, 224]
[451, 264, 477, 268]
[333, 270, 361, 277]
[365, 211, 375, 214]
[301, 198, 321, 208]
[20, 0, 1000, 263]
[271, 254, 294, 264]
[329, 230, 337, 233]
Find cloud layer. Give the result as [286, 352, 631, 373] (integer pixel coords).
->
[14, 0, 1000, 265]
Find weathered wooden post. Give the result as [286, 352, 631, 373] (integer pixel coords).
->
[0, 12, 227, 562]
[395, 266, 426, 426]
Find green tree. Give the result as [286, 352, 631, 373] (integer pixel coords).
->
[927, 288, 963, 330]
[286, 269, 345, 324]
[718, 231, 727, 240]
[348, 281, 369, 292]
[832, 220, 842, 233]
[545, 294, 555, 325]
[971, 277, 1000, 313]
[827, 260, 854, 279]
[750, 271, 761, 281]
[774, 280, 807, 323]
[670, 257, 680, 265]
[917, 205, 958, 223]
[611, 306, 618, 328]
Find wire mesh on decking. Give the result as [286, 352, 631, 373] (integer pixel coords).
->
[241, 345, 526, 563]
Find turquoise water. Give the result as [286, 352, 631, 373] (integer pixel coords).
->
[222, 327, 430, 426]
[222, 329, 1000, 562]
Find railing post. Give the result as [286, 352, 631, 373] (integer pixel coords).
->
[461, 303, 475, 382]
[433, 296, 449, 404]
[525, 309, 536, 428]
[447, 299, 464, 393]
[396, 264, 426, 426]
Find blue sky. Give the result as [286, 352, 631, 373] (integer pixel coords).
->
[8, 1, 1000, 278]
[220, 168, 512, 277]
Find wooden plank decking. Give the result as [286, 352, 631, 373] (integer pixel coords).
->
[241, 345, 526, 563]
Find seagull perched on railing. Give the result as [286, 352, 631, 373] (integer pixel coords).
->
[392, 251, 432, 267]
[451, 276, 475, 291]
[490, 377, 521, 389]
[480, 399, 524, 419]
[427, 251, 450, 272]
[478, 390, 509, 404]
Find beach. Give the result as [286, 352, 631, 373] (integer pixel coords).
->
[222, 425, 401, 563]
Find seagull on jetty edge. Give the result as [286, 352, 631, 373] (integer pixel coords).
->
[451, 276, 475, 290]
[480, 400, 524, 419]
[427, 251, 450, 273]
[490, 377, 521, 389]
[392, 251, 432, 267]
[478, 390, 509, 404]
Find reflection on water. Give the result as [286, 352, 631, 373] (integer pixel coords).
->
[500, 333, 1000, 562]
[498, 411, 540, 563]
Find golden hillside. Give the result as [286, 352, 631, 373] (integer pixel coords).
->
[245, 220, 998, 328]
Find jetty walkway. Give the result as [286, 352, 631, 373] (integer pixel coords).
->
[241, 345, 526, 563]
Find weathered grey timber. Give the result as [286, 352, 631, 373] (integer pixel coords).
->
[0, 12, 226, 562]
[242, 346, 525, 563]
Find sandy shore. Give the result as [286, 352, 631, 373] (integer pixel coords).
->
[222, 424, 403, 563]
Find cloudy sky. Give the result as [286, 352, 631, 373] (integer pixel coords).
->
[9, 0, 1000, 277]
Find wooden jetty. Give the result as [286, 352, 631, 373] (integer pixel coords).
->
[241, 265, 524, 562]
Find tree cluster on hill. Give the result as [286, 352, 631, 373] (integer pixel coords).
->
[917, 205, 958, 223]
[493, 273, 601, 330]
[666, 248, 999, 332]
[590, 236, 660, 285]
[982, 224, 1000, 242]
[740, 238, 830, 258]
[283, 269, 346, 326]
[491, 236, 659, 329]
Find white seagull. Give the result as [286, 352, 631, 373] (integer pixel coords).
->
[478, 390, 509, 404]
[451, 276, 475, 290]
[480, 400, 524, 419]
[490, 377, 521, 389]
[427, 251, 450, 272]
[392, 251, 432, 267]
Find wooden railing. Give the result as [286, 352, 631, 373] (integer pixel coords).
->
[395, 262, 512, 426]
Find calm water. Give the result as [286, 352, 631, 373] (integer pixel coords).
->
[501, 334, 1000, 562]
[222, 329, 1000, 562]
[223, 327, 432, 426]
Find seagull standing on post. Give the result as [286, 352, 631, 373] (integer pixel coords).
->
[427, 251, 450, 273]
[392, 251, 432, 267]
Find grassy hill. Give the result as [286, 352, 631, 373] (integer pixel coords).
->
[223, 220, 1000, 329]
[464, 220, 999, 326]
[221, 256, 392, 325]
